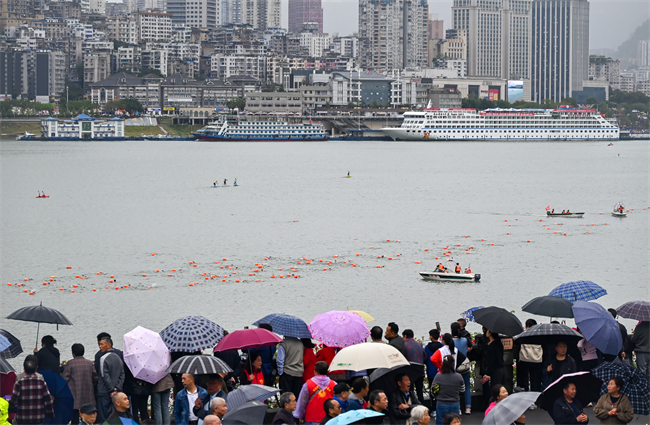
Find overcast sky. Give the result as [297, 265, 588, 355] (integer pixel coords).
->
[281, 0, 649, 52]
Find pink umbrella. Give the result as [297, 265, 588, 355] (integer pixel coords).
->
[309, 311, 370, 348]
[213, 328, 282, 352]
[123, 326, 171, 385]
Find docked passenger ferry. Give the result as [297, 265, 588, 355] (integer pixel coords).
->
[194, 119, 329, 141]
[381, 107, 619, 141]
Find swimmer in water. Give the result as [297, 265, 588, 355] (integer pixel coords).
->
[224, 178, 227, 185]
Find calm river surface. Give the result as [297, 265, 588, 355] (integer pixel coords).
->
[1, 139, 648, 363]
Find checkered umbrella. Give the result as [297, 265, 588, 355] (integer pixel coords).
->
[252, 314, 311, 339]
[513, 323, 583, 346]
[0, 335, 10, 353]
[0, 329, 23, 359]
[616, 300, 650, 322]
[227, 384, 280, 411]
[592, 361, 649, 415]
[461, 306, 484, 322]
[159, 316, 224, 352]
[0, 357, 14, 373]
[548, 280, 607, 302]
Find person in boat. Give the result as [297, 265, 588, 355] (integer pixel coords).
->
[213, 181, 217, 186]
[567, 210, 570, 214]
[435, 263, 444, 272]
[464, 267, 471, 274]
[455, 263, 461, 274]
[551, 209, 555, 214]
[562, 210, 566, 214]
[347, 171, 350, 177]
[234, 178, 237, 185]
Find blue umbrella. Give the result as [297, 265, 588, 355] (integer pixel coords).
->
[548, 280, 607, 302]
[252, 313, 311, 339]
[326, 409, 386, 425]
[592, 361, 650, 415]
[572, 301, 622, 356]
[0, 335, 10, 353]
[40, 370, 74, 425]
[159, 316, 224, 352]
[461, 306, 484, 322]
[227, 384, 279, 410]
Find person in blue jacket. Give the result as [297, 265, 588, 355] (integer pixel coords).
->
[551, 382, 589, 424]
[174, 373, 208, 425]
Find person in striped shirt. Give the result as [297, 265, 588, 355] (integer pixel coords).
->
[9, 359, 55, 424]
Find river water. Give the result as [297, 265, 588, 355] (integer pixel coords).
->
[1, 139, 648, 364]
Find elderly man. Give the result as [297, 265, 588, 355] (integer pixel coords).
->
[319, 399, 341, 425]
[365, 390, 389, 425]
[385, 323, 407, 357]
[273, 392, 297, 425]
[552, 382, 589, 424]
[388, 373, 420, 425]
[105, 392, 133, 425]
[209, 398, 228, 420]
[63, 343, 98, 425]
[78, 403, 98, 425]
[294, 361, 337, 424]
[193, 375, 227, 424]
[9, 360, 55, 425]
[203, 415, 221, 425]
[175, 373, 208, 425]
[96, 337, 125, 423]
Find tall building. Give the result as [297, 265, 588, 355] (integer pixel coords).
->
[452, 0, 531, 80]
[530, 0, 589, 102]
[166, 0, 218, 27]
[138, 11, 173, 42]
[288, 0, 323, 33]
[0, 50, 65, 102]
[220, 0, 280, 30]
[428, 13, 443, 40]
[358, 0, 429, 70]
[638, 40, 650, 68]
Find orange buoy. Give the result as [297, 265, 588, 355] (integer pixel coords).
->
[152, 253, 155, 256]
[60, 288, 64, 291]
[564, 233, 567, 235]
[415, 261, 420, 264]
[29, 292, 34, 295]
[156, 269, 160, 272]
[105, 286, 109, 289]
[93, 288, 97, 291]
[588, 232, 591, 234]
[376, 265, 381, 268]
[371, 246, 374, 249]
[527, 240, 531, 243]
[505, 219, 508, 222]
[481, 238, 485, 241]
[168, 274, 172, 277]
[456, 244, 461, 247]
[506, 232, 510, 235]
[147, 286, 151, 289]
[80, 276, 85, 280]
[466, 252, 470, 254]
[115, 287, 119, 290]
[172, 269, 176, 272]
[435, 257, 439, 259]
[6, 283, 11, 286]
[193, 264, 197, 267]
[222, 279, 226, 282]
[539, 219, 542, 222]
[236, 279, 241, 282]
[73, 284, 78, 288]
[189, 283, 194, 286]
[66, 266, 72, 269]
[23, 289, 28, 293]
[554, 232, 557, 234]
[356, 253, 360, 256]
[223, 258, 227, 261]
[388, 257, 393, 260]
[387, 239, 390, 242]
[604, 223, 608, 225]
[271, 275, 276, 278]
[256, 279, 261, 282]
[323, 268, 327, 271]
[96, 272, 100, 275]
[491, 243, 495, 246]
[233, 272, 237, 275]
[42, 282, 47, 285]
[71, 290, 75, 293]
[24, 278, 28, 281]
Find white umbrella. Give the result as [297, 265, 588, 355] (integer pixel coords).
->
[123, 326, 171, 384]
[328, 342, 409, 372]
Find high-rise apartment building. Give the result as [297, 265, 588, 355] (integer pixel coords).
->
[220, 0, 280, 30]
[428, 13, 444, 40]
[0, 49, 65, 102]
[138, 11, 173, 42]
[358, 0, 429, 70]
[452, 0, 531, 80]
[638, 40, 650, 68]
[530, 0, 589, 102]
[288, 0, 323, 33]
[166, 0, 218, 27]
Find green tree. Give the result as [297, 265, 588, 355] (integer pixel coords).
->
[585, 96, 599, 105]
[139, 68, 164, 78]
[560, 97, 578, 107]
[226, 97, 246, 110]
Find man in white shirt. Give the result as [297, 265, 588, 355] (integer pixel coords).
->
[174, 373, 208, 425]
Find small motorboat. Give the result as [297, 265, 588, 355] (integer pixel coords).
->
[546, 211, 584, 218]
[419, 271, 481, 282]
[612, 204, 627, 217]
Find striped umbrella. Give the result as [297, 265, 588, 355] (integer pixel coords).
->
[616, 300, 650, 322]
[252, 314, 311, 339]
[167, 355, 232, 375]
[548, 280, 607, 302]
[0, 329, 22, 359]
[227, 384, 279, 411]
[160, 316, 224, 352]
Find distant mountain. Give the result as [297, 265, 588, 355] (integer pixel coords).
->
[613, 18, 650, 60]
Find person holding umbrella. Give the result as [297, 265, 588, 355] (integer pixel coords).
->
[593, 377, 634, 424]
[552, 382, 589, 424]
[239, 352, 265, 385]
[482, 330, 505, 393]
[34, 336, 60, 376]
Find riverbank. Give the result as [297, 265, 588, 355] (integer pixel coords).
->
[0, 121, 203, 138]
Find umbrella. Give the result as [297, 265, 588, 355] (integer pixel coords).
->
[123, 326, 171, 385]
[513, 323, 583, 346]
[482, 391, 541, 425]
[0, 335, 10, 353]
[160, 316, 224, 353]
[213, 328, 282, 352]
[572, 301, 622, 356]
[369, 363, 423, 395]
[473, 306, 523, 337]
[328, 342, 409, 371]
[548, 280, 607, 302]
[0, 329, 22, 359]
[538, 372, 602, 412]
[308, 311, 370, 348]
[592, 361, 650, 415]
[616, 300, 650, 321]
[41, 369, 74, 425]
[227, 384, 280, 411]
[252, 314, 311, 339]
[327, 409, 385, 425]
[461, 306, 484, 322]
[5, 302, 73, 346]
[167, 355, 232, 375]
[348, 310, 375, 323]
[0, 358, 14, 373]
[221, 400, 267, 425]
[522, 296, 574, 318]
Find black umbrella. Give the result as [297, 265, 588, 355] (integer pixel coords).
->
[522, 296, 574, 318]
[537, 372, 602, 412]
[513, 323, 583, 346]
[167, 355, 233, 375]
[6, 302, 73, 346]
[369, 362, 422, 395]
[221, 400, 267, 425]
[0, 329, 23, 359]
[473, 306, 523, 337]
[0, 357, 15, 373]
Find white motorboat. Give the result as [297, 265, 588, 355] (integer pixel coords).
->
[419, 271, 481, 282]
[612, 204, 627, 217]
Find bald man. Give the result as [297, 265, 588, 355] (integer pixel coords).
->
[105, 392, 133, 425]
[203, 415, 222, 425]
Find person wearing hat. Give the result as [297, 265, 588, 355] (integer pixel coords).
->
[79, 403, 98, 425]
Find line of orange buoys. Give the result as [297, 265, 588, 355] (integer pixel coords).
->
[5, 208, 647, 295]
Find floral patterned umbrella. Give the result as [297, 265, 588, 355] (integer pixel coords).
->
[308, 310, 370, 348]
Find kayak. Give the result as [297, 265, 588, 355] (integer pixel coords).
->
[546, 211, 584, 217]
[36, 195, 50, 198]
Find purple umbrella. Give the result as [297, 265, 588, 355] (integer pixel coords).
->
[123, 326, 171, 385]
[308, 311, 370, 348]
[572, 301, 622, 356]
[616, 300, 650, 322]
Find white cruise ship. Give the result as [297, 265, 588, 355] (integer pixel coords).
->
[194, 119, 328, 141]
[381, 107, 619, 141]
